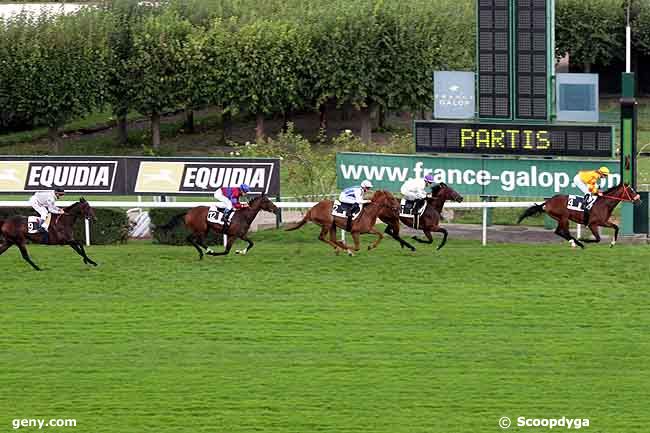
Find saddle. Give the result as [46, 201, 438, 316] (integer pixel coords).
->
[566, 195, 596, 212]
[332, 201, 363, 232]
[399, 199, 427, 218]
[207, 206, 235, 225]
[27, 216, 43, 234]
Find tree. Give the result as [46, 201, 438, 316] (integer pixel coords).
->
[555, 0, 626, 72]
[128, 11, 193, 149]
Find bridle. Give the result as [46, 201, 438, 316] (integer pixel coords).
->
[600, 184, 638, 202]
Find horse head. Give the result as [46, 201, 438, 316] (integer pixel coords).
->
[372, 190, 400, 215]
[251, 194, 279, 214]
[604, 183, 641, 204]
[430, 183, 463, 203]
[77, 198, 97, 221]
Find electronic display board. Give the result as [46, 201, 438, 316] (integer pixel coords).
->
[414, 121, 613, 157]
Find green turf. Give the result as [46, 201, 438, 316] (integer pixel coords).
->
[1, 226, 649, 433]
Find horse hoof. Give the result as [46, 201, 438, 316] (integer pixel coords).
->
[347, 250, 354, 256]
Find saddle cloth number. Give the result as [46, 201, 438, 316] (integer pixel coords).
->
[567, 195, 595, 212]
[400, 198, 426, 218]
[332, 200, 361, 220]
[207, 206, 232, 225]
[27, 216, 42, 234]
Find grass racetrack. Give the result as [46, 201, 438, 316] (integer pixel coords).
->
[2, 226, 649, 432]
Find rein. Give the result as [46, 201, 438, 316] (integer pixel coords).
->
[600, 186, 636, 202]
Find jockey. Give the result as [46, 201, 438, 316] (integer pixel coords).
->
[29, 188, 65, 232]
[338, 180, 373, 228]
[339, 180, 373, 207]
[214, 184, 250, 223]
[573, 166, 610, 224]
[400, 174, 435, 214]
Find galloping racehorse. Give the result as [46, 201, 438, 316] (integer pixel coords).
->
[517, 183, 641, 248]
[0, 198, 98, 270]
[286, 190, 406, 255]
[159, 195, 278, 259]
[399, 183, 464, 250]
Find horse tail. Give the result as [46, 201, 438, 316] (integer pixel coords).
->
[285, 209, 311, 231]
[517, 203, 545, 224]
[158, 212, 187, 231]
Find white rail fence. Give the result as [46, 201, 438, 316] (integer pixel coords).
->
[0, 200, 575, 247]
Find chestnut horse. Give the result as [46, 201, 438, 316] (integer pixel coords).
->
[286, 190, 407, 255]
[0, 198, 98, 270]
[159, 195, 278, 259]
[400, 183, 464, 250]
[517, 183, 641, 248]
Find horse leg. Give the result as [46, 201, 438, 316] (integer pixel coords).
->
[17, 242, 40, 271]
[68, 241, 88, 264]
[186, 234, 204, 260]
[348, 231, 361, 255]
[581, 224, 602, 244]
[367, 226, 384, 251]
[236, 234, 254, 255]
[412, 231, 433, 244]
[432, 227, 449, 251]
[600, 221, 619, 247]
[74, 240, 98, 266]
[0, 242, 12, 257]
[555, 219, 584, 249]
[210, 235, 236, 256]
[196, 233, 214, 255]
[384, 225, 416, 251]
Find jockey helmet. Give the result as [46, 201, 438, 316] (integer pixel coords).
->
[54, 188, 65, 196]
[424, 174, 434, 184]
[240, 184, 251, 193]
[598, 166, 610, 176]
[360, 180, 373, 189]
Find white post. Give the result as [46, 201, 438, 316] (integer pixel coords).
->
[223, 234, 227, 248]
[341, 229, 346, 243]
[482, 206, 487, 246]
[84, 218, 91, 246]
[577, 224, 582, 240]
[626, 25, 631, 73]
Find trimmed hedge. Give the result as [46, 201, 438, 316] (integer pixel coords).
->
[0, 207, 129, 245]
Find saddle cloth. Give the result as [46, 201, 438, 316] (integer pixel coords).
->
[331, 200, 362, 220]
[27, 216, 43, 234]
[567, 195, 596, 212]
[207, 206, 235, 225]
[400, 198, 427, 218]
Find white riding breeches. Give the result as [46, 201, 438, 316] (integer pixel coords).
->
[214, 189, 233, 211]
[573, 175, 592, 196]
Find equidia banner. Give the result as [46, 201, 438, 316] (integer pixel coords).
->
[336, 152, 620, 197]
[0, 156, 280, 195]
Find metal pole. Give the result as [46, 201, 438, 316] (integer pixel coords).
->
[482, 206, 487, 246]
[626, 1, 631, 73]
[85, 219, 91, 246]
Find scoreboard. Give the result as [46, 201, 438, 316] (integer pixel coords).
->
[414, 121, 613, 157]
[477, 0, 551, 121]
[478, 0, 511, 118]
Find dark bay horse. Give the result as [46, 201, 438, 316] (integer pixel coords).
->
[399, 183, 464, 250]
[286, 190, 407, 255]
[517, 183, 641, 248]
[0, 198, 98, 270]
[159, 195, 278, 259]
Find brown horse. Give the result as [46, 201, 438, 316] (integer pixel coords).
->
[285, 190, 404, 255]
[517, 183, 641, 248]
[159, 195, 278, 259]
[0, 198, 98, 270]
[399, 183, 464, 250]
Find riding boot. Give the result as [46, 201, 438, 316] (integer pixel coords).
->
[346, 210, 353, 232]
[582, 194, 591, 225]
[222, 209, 232, 233]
